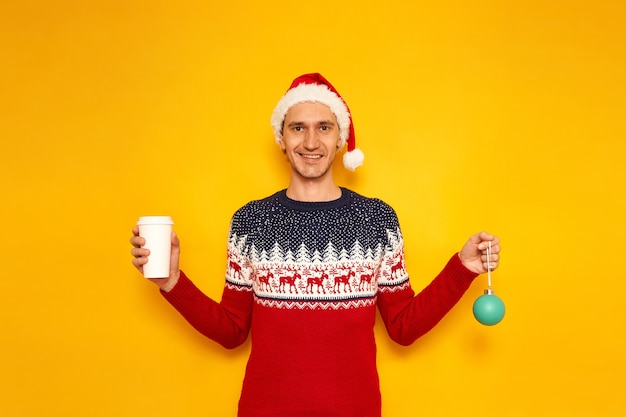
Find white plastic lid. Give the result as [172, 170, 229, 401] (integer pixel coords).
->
[137, 216, 174, 225]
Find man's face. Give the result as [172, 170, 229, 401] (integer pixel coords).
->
[280, 102, 342, 181]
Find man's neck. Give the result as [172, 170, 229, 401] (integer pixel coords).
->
[285, 178, 342, 202]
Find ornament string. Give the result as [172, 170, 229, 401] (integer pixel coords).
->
[487, 240, 492, 289]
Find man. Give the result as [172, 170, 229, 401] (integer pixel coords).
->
[130, 73, 501, 417]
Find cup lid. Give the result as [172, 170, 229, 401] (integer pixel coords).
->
[137, 216, 174, 225]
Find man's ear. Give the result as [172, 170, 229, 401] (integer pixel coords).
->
[278, 139, 286, 154]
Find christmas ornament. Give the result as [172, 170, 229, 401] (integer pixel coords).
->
[473, 241, 505, 326]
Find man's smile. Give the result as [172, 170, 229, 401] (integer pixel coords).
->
[299, 153, 323, 160]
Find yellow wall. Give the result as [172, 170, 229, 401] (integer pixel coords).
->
[2, 1, 625, 416]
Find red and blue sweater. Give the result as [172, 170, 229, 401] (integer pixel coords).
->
[162, 188, 477, 417]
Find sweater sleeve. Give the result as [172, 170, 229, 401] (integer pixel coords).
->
[376, 253, 478, 346]
[161, 271, 253, 349]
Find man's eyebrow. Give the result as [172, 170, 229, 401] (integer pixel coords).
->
[286, 120, 336, 127]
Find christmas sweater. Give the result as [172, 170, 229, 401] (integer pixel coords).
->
[162, 188, 478, 417]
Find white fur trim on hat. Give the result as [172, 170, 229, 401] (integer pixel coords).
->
[270, 83, 351, 147]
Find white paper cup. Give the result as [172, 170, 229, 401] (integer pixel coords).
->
[137, 216, 174, 278]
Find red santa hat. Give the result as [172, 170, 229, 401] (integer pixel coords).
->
[271, 73, 364, 171]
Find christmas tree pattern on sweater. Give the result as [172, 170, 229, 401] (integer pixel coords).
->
[224, 188, 409, 310]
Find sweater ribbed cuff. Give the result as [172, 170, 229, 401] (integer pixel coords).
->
[160, 271, 198, 307]
[446, 252, 479, 288]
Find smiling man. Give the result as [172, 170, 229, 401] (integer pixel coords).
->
[130, 73, 501, 417]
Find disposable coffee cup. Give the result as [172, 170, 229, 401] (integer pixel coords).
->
[137, 216, 174, 278]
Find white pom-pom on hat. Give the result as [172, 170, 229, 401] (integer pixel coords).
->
[343, 147, 365, 171]
[271, 73, 364, 170]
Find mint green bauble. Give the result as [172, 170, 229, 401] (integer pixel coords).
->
[473, 291, 505, 326]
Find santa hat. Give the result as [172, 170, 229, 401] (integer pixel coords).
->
[271, 73, 364, 171]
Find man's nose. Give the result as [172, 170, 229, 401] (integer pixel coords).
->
[303, 130, 319, 149]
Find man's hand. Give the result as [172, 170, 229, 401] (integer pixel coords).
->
[459, 231, 501, 274]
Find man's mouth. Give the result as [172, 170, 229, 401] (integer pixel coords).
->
[300, 154, 323, 160]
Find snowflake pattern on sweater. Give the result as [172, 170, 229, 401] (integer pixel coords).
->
[224, 188, 409, 310]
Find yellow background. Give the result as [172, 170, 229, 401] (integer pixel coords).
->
[2, 1, 625, 416]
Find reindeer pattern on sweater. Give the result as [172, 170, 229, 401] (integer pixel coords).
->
[224, 188, 409, 310]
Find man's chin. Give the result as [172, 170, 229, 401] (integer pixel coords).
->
[294, 166, 332, 180]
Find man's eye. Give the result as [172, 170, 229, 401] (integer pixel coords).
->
[320, 126, 329, 131]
